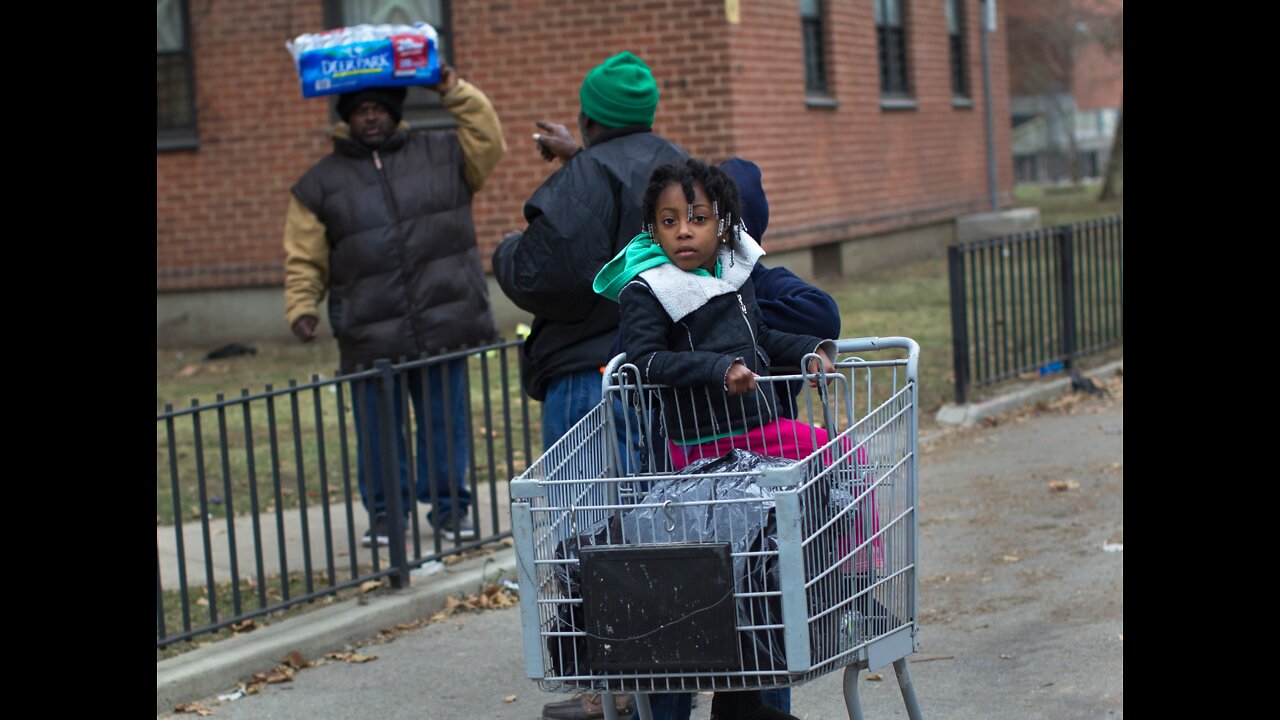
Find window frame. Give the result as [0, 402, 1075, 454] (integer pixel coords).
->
[801, 0, 836, 107]
[157, 0, 199, 152]
[947, 0, 971, 101]
[874, 0, 914, 105]
[323, 0, 456, 129]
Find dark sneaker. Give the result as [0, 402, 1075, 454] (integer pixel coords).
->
[541, 693, 633, 720]
[361, 514, 391, 547]
[432, 511, 478, 541]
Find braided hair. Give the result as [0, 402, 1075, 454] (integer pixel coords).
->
[641, 158, 745, 255]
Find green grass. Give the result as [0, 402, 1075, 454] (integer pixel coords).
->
[1013, 181, 1123, 227]
[816, 255, 955, 422]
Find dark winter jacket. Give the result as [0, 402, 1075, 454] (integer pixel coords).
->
[607, 234, 835, 443]
[609, 263, 841, 361]
[750, 264, 842, 418]
[493, 126, 687, 400]
[292, 128, 497, 372]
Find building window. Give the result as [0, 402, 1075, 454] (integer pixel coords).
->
[946, 0, 969, 98]
[801, 0, 827, 94]
[874, 0, 910, 97]
[326, 0, 454, 128]
[157, 0, 198, 150]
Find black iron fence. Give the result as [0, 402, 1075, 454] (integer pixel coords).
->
[947, 216, 1122, 404]
[157, 340, 535, 648]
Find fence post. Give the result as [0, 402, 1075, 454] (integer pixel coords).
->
[1055, 225, 1077, 371]
[946, 244, 970, 405]
[374, 359, 411, 589]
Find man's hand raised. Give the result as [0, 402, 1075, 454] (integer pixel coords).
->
[532, 120, 580, 164]
[427, 65, 459, 94]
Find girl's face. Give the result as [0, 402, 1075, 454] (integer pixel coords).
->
[654, 181, 720, 273]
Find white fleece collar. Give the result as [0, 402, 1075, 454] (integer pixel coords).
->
[637, 231, 765, 322]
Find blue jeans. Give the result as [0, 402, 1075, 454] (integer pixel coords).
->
[541, 368, 638, 472]
[541, 369, 640, 540]
[351, 359, 471, 523]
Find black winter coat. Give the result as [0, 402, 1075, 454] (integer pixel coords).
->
[293, 129, 497, 372]
[618, 275, 829, 444]
[493, 127, 687, 400]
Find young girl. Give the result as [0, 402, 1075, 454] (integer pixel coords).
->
[593, 158, 835, 720]
[594, 158, 837, 472]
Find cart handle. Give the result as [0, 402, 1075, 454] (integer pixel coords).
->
[603, 336, 920, 393]
[834, 336, 920, 384]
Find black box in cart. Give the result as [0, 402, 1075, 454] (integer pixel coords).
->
[579, 543, 740, 672]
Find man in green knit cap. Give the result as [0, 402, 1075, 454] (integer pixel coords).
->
[494, 51, 687, 453]
[492, 50, 688, 720]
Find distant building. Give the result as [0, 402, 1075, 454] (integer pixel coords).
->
[1004, 0, 1122, 184]
[1011, 94, 1119, 182]
[158, 0, 1013, 346]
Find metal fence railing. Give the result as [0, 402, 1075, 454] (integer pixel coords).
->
[157, 340, 535, 648]
[947, 216, 1123, 404]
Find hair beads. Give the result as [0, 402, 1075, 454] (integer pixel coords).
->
[641, 158, 746, 260]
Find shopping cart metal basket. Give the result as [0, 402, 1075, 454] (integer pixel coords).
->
[511, 337, 924, 719]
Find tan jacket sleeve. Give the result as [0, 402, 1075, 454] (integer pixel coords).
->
[283, 195, 329, 329]
[441, 78, 506, 193]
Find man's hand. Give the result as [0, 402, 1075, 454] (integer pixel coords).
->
[726, 362, 758, 395]
[427, 64, 459, 94]
[292, 316, 319, 343]
[532, 120, 580, 164]
[806, 350, 836, 387]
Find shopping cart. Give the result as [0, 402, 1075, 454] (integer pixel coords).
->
[511, 337, 924, 720]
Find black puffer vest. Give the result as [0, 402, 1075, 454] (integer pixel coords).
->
[293, 129, 498, 372]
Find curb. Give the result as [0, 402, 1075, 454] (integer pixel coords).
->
[934, 359, 1123, 428]
[156, 547, 518, 715]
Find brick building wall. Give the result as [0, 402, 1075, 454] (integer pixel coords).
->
[158, 0, 1010, 296]
[157, 0, 330, 291]
[726, 0, 1010, 255]
[452, 0, 736, 269]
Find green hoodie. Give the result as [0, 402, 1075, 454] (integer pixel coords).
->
[592, 232, 719, 302]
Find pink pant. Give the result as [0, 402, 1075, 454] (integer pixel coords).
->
[668, 417, 836, 470]
[668, 418, 885, 572]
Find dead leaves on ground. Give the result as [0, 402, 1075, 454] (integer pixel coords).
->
[197, 583, 516, 714]
[428, 583, 518, 623]
[283, 650, 314, 670]
[325, 651, 378, 664]
[1040, 373, 1124, 416]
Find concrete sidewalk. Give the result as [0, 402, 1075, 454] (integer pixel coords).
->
[157, 545, 519, 713]
[158, 482, 513, 591]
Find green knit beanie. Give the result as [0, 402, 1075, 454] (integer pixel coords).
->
[579, 51, 659, 128]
